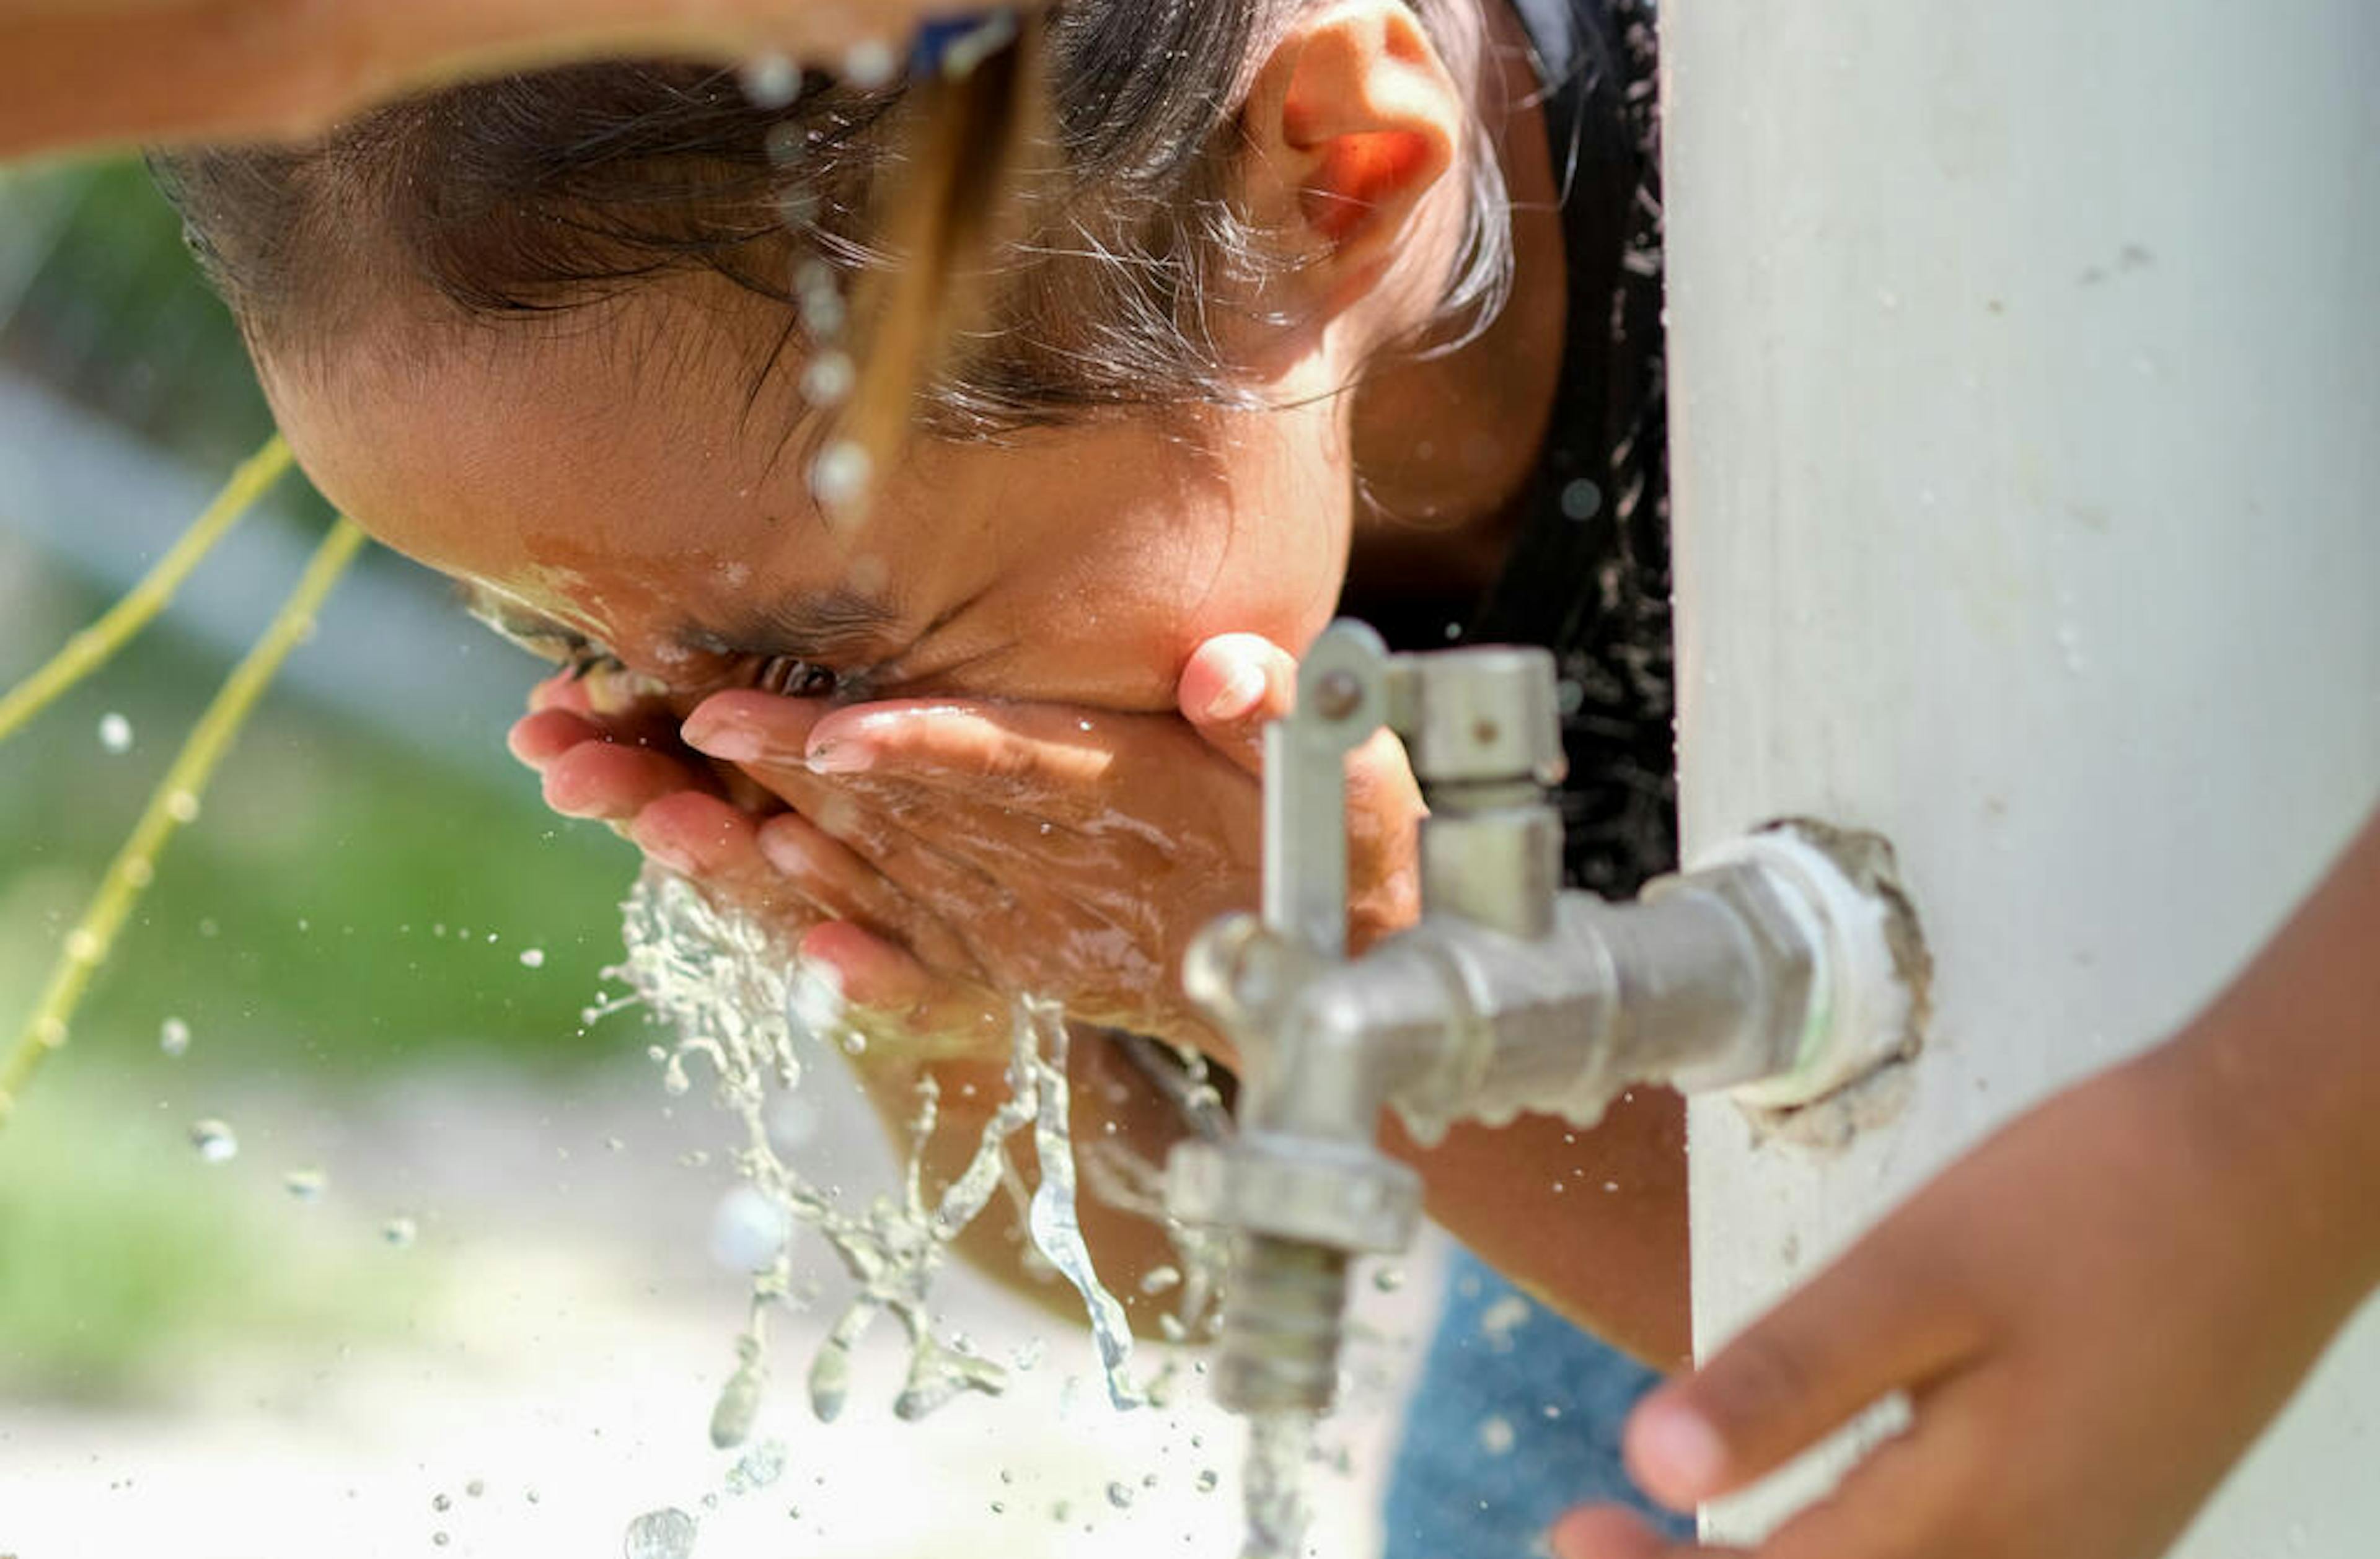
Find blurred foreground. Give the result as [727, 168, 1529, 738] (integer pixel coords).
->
[0, 1056, 1443, 1559]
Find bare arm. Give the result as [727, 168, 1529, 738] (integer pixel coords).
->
[1390, 1090, 1690, 1370]
[1, 0, 989, 159]
[1559, 802, 2380, 1559]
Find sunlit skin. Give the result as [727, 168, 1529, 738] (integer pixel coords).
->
[269, 283, 1410, 1055]
[178, 6, 2380, 1557]
[260, 0, 1692, 1367]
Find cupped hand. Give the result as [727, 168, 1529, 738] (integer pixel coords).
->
[677, 633, 1425, 1061]
[506, 665, 886, 1034]
[1550, 1042, 2357, 1559]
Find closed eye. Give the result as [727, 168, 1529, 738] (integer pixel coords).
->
[753, 654, 840, 698]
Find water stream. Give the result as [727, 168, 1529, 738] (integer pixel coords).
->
[606, 867, 1316, 1555]
[612, 868, 1165, 1431]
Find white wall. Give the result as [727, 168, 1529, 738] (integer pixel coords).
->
[1664, 1, 2380, 1547]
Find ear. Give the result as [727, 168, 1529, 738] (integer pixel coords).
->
[1240, 1, 1462, 319]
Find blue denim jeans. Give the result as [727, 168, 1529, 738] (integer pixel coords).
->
[1382, 1249, 1693, 1557]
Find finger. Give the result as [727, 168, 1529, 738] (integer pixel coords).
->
[542, 737, 714, 820]
[532, 671, 685, 750]
[758, 813, 982, 977]
[508, 708, 602, 769]
[1624, 1241, 1983, 1510]
[1548, 1506, 1737, 1559]
[628, 790, 760, 881]
[1177, 633, 1297, 774]
[528, 669, 593, 716]
[680, 690, 836, 766]
[1751, 1386, 1995, 1559]
[802, 701, 1117, 798]
[797, 922, 1010, 1048]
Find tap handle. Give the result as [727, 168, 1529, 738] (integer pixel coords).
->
[1265, 623, 1396, 959]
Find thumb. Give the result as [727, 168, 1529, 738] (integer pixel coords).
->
[1623, 1235, 1978, 1512]
[1178, 633, 1298, 775]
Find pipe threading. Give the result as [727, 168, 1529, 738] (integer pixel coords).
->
[1214, 1234, 1353, 1415]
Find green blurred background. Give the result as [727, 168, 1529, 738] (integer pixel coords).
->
[0, 156, 642, 1397]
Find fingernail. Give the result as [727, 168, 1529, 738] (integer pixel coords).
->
[1630, 1400, 1728, 1500]
[681, 717, 762, 763]
[1203, 662, 1266, 722]
[759, 825, 814, 879]
[806, 740, 871, 775]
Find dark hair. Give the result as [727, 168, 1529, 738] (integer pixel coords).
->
[153, 1, 1510, 440]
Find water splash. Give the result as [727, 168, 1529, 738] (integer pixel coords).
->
[622, 1508, 699, 1559]
[1240, 1412, 1317, 1559]
[1021, 1005, 1143, 1410]
[188, 1118, 237, 1164]
[610, 869, 1178, 1442]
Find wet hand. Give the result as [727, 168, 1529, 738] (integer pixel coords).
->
[508, 667, 1031, 1060]
[678, 633, 1424, 1060]
[1549, 1043, 2358, 1559]
[505, 665, 825, 965]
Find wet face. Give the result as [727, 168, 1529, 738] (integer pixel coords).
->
[262, 280, 1360, 716]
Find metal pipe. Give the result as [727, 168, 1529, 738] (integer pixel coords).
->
[1168, 628, 1927, 1416]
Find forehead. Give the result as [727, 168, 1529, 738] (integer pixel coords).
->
[267, 288, 975, 661]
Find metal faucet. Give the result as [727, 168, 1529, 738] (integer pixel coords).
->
[1164, 621, 1927, 1417]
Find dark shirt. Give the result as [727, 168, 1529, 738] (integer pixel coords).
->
[1364, 0, 1675, 900]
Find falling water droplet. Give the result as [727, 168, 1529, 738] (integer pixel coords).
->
[840, 38, 898, 87]
[518, 947, 547, 970]
[159, 1017, 192, 1058]
[710, 1335, 767, 1449]
[738, 54, 801, 108]
[431, 1494, 452, 1513]
[1478, 1293, 1532, 1350]
[1477, 1416, 1517, 1456]
[623, 1508, 700, 1559]
[1196, 1469, 1220, 1494]
[1106, 1480, 1135, 1511]
[710, 1187, 793, 1275]
[726, 1439, 788, 1494]
[284, 1167, 327, 1202]
[1370, 1266, 1404, 1294]
[382, 1215, 418, 1249]
[98, 713, 134, 753]
[800, 352, 855, 408]
[809, 442, 874, 510]
[808, 1333, 852, 1423]
[189, 1119, 237, 1164]
[165, 789, 200, 823]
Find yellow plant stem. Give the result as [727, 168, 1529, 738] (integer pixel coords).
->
[0, 517, 369, 1125]
[0, 433, 293, 748]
